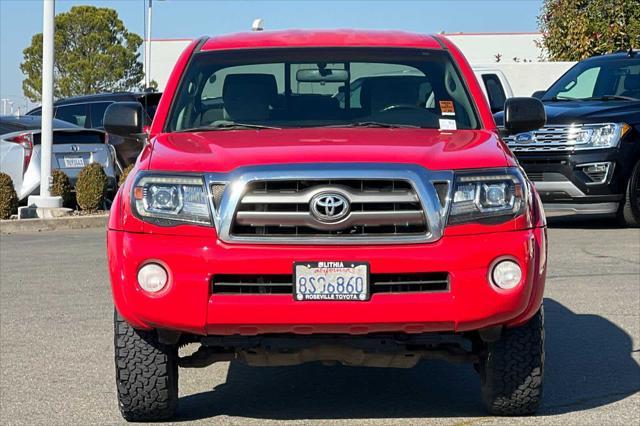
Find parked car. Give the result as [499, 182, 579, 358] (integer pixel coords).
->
[0, 115, 118, 201]
[27, 91, 162, 166]
[473, 67, 514, 113]
[104, 30, 547, 421]
[496, 50, 640, 226]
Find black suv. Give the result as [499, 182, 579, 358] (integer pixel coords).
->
[496, 51, 640, 226]
[26, 91, 161, 129]
[27, 91, 162, 167]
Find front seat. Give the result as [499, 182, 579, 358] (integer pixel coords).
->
[222, 74, 277, 122]
[620, 74, 640, 99]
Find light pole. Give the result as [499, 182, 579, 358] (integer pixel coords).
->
[27, 0, 62, 209]
[144, 0, 152, 88]
[144, 0, 165, 89]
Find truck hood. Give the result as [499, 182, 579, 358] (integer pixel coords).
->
[148, 128, 513, 173]
[494, 100, 640, 126]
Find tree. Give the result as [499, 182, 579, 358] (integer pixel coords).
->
[538, 0, 640, 61]
[20, 6, 144, 102]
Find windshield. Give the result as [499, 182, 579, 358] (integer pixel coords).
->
[543, 57, 640, 101]
[166, 48, 479, 132]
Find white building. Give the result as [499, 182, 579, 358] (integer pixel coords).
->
[146, 32, 575, 97]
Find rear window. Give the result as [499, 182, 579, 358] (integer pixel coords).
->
[167, 48, 479, 132]
[33, 131, 104, 145]
[0, 122, 23, 135]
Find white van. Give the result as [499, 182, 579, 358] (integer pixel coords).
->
[472, 67, 514, 113]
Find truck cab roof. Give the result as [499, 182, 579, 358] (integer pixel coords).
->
[200, 30, 445, 51]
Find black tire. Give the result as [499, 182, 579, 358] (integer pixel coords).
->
[479, 307, 544, 416]
[617, 161, 640, 227]
[114, 310, 178, 421]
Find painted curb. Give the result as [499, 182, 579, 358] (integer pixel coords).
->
[0, 214, 109, 234]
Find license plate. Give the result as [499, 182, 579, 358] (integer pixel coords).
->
[294, 261, 369, 301]
[63, 157, 85, 168]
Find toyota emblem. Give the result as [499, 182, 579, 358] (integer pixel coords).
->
[70, 145, 80, 152]
[310, 192, 350, 222]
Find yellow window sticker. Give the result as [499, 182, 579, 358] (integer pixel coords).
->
[439, 100, 455, 116]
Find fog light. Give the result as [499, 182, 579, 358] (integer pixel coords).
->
[137, 263, 168, 293]
[491, 260, 522, 289]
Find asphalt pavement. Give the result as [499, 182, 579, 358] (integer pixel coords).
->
[0, 218, 639, 425]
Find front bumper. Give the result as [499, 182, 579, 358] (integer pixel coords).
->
[515, 148, 638, 215]
[108, 227, 546, 336]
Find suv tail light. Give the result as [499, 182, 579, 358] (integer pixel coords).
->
[7, 132, 34, 173]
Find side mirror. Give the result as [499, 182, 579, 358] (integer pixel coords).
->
[104, 102, 144, 138]
[531, 90, 546, 99]
[503, 97, 546, 135]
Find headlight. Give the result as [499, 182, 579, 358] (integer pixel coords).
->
[132, 175, 212, 226]
[449, 168, 526, 224]
[573, 123, 630, 150]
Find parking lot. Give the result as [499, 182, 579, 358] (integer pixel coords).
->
[0, 220, 638, 425]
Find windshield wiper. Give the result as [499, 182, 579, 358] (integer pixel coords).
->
[325, 121, 421, 129]
[548, 96, 576, 102]
[582, 95, 639, 101]
[176, 121, 281, 132]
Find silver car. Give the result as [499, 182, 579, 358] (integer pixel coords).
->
[0, 115, 119, 201]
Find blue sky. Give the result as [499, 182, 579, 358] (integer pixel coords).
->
[0, 0, 543, 112]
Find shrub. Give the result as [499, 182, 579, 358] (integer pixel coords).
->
[0, 173, 18, 219]
[118, 164, 135, 187]
[51, 170, 73, 206]
[75, 163, 107, 211]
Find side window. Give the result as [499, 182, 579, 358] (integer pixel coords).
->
[615, 64, 640, 97]
[89, 102, 113, 128]
[54, 104, 88, 127]
[558, 67, 600, 99]
[481, 74, 507, 112]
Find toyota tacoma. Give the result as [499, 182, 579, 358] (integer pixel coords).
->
[104, 30, 548, 421]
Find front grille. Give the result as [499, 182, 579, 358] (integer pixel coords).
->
[231, 179, 428, 238]
[211, 273, 450, 295]
[525, 172, 569, 182]
[505, 125, 588, 152]
[212, 275, 293, 295]
[210, 183, 226, 209]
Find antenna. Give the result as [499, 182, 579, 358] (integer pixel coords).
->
[252, 18, 264, 31]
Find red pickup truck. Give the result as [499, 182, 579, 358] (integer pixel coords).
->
[104, 30, 548, 421]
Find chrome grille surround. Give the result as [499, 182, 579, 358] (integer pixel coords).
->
[204, 163, 453, 245]
[504, 124, 590, 152]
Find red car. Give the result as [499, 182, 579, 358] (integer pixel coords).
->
[104, 30, 548, 421]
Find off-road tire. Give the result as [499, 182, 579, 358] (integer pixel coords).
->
[480, 307, 544, 416]
[114, 311, 178, 421]
[617, 161, 640, 227]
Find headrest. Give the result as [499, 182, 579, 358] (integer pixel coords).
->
[360, 77, 422, 112]
[222, 74, 277, 121]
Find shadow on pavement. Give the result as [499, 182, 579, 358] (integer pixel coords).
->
[174, 298, 640, 421]
[546, 215, 622, 229]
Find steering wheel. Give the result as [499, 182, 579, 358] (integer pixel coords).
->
[379, 104, 425, 113]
